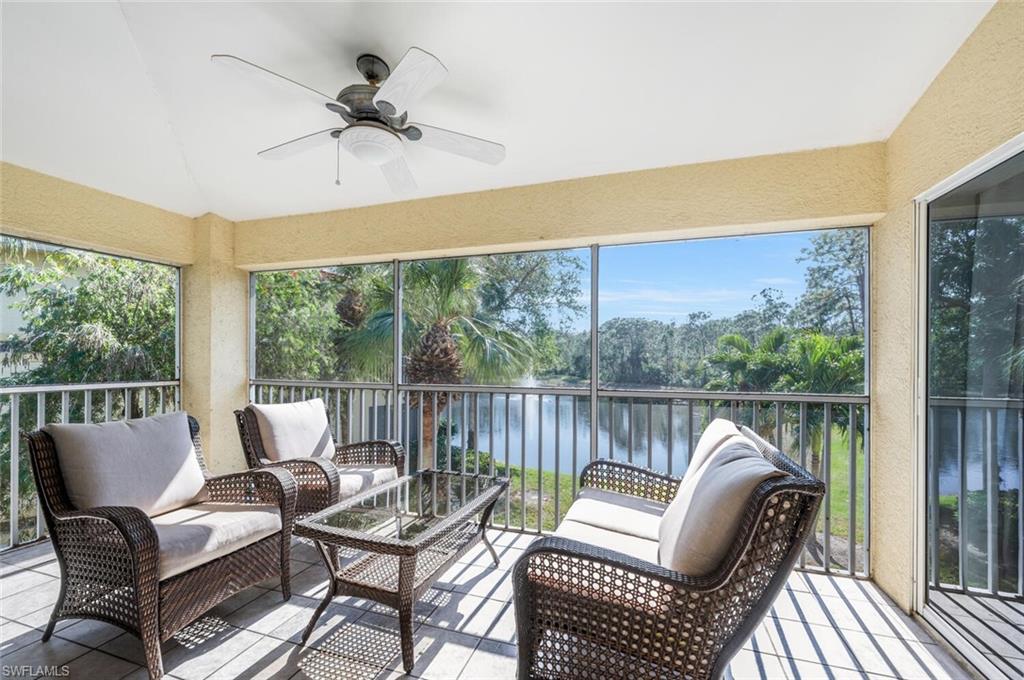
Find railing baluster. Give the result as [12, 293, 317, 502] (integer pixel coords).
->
[608, 398, 614, 460]
[646, 400, 653, 469]
[9, 395, 20, 548]
[799, 401, 808, 569]
[686, 401, 694, 471]
[928, 404, 939, 586]
[667, 400, 674, 476]
[372, 389, 379, 439]
[554, 395, 561, 525]
[462, 394, 469, 474]
[1018, 406, 1023, 597]
[36, 393, 46, 540]
[488, 393, 494, 478]
[572, 396, 578, 498]
[123, 388, 130, 420]
[849, 404, 858, 577]
[504, 394, 511, 528]
[985, 407, 998, 594]
[537, 393, 543, 533]
[519, 394, 527, 531]
[863, 404, 870, 578]
[823, 403, 832, 572]
[775, 401, 783, 449]
[627, 398, 634, 464]
[958, 405, 967, 590]
[752, 402, 759, 432]
[85, 390, 93, 423]
[104, 390, 112, 421]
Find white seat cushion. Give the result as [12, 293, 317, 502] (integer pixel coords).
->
[152, 503, 282, 580]
[250, 399, 335, 461]
[44, 411, 208, 517]
[337, 464, 398, 499]
[554, 519, 659, 563]
[561, 488, 667, 541]
[658, 437, 786, 576]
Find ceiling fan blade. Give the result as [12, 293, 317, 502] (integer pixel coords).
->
[380, 156, 417, 194]
[372, 47, 447, 117]
[211, 54, 347, 112]
[257, 128, 343, 160]
[405, 124, 505, 165]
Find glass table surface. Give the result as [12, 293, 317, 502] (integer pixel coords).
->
[301, 471, 505, 543]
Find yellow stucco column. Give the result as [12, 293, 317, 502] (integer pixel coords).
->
[181, 213, 250, 473]
[870, 0, 1024, 612]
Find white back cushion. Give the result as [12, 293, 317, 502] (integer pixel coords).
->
[250, 398, 335, 461]
[658, 437, 785, 576]
[687, 418, 742, 475]
[45, 411, 208, 517]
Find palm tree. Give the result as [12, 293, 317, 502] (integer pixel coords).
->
[341, 259, 533, 467]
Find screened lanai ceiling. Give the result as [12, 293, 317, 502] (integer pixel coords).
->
[0, 1, 995, 221]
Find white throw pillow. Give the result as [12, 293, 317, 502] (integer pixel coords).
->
[250, 398, 336, 461]
[658, 437, 785, 576]
[45, 411, 208, 517]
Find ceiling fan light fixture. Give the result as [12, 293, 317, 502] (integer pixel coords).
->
[340, 124, 403, 166]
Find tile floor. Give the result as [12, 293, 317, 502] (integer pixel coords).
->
[0, 531, 971, 679]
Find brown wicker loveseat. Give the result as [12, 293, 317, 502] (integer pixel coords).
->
[512, 421, 824, 680]
[235, 398, 405, 517]
[24, 412, 297, 680]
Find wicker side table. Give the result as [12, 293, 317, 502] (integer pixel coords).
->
[295, 470, 508, 673]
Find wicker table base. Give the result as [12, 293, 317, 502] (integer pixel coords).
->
[295, 471, 507, 673]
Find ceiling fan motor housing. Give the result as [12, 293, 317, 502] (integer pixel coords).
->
[340, 123, 403, 166]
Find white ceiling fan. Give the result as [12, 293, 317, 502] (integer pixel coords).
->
[211, 48, 506, 194]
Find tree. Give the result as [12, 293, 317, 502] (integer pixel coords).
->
[1, 238, 175, 385]
[792, 230, 867, 335]
[341, 259, 534, 467]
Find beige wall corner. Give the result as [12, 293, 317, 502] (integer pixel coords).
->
[181, 213, 249, 473]
[0, 162, 195, 264]
[871, 0, 1024, 612]
[233, 142, 886, 269]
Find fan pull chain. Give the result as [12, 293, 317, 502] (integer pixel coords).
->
[335, 137, 342, 186]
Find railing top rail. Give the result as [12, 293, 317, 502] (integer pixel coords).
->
[598, 388, 869, 404]
[251, 379, 392, 390]
[0, 379, 180, 396]
[928, 395, 1024, 408]
[252, 379, 869, 404]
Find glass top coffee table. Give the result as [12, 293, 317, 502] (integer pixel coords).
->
[294, 470, 509, 673]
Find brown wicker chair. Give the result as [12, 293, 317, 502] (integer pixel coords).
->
[24, 415, 297, 680]
[234, 404, 405, 517]
[512, 425, 824, 680]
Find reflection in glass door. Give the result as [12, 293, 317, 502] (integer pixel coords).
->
[925, 151, 1024, 677]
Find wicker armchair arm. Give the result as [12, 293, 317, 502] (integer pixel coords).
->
[578, 459, 681, 503]
[50, 505, 161, 596]
[53, 505, 159, 559]
[264, 457, 339, 490]
[334, 439, 405, 472]
[205, 468, 297, 529]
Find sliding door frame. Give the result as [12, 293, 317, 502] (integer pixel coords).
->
[912, 130, 1024, 680]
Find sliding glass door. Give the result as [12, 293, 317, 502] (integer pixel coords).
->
[924, 151, 1023, 677]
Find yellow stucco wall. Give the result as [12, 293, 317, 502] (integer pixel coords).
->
[0, 162, 195, 264]
[871, 0, 1024, 611]
[233, 143, 886, 269]
[180, 214, 250, 473]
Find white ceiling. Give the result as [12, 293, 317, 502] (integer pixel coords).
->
[1, 1, 994, 221]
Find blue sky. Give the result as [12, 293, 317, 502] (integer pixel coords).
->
[555, 230, 820, 331]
